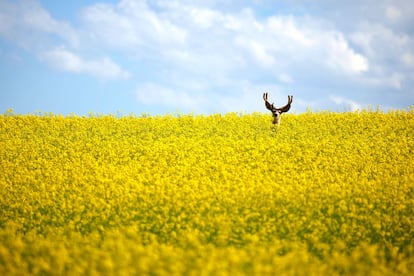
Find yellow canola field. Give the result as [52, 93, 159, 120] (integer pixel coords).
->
[0, 110, 414, 275]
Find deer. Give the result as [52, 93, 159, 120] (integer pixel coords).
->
[263, 93, 293, 125]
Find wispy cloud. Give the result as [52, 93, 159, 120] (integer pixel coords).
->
[0, 0, 413, 114]
[136, 83, 207, 111]
[0, 0, 79, 49]
[77, 0, 376, 112]
[81, 0, 187, 51]
[330, 96, 362, 112]
[0, 0, 131, 81]
[80, 1, 372, 76]
[40, 47, 130, 81]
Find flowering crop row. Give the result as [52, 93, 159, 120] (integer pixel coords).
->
[0, 110, 413, 275]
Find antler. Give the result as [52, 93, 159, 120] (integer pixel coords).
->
[263, 93, 293, 113]
[277, 95, 293, 113]
[263, 92, 277, 113]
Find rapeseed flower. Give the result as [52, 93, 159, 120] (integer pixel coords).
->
[0, 110, 413, 274]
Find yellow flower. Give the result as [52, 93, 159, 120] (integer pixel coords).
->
[0, 109, 413, 274]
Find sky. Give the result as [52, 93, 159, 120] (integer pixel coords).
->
[1, 0, 413, 115]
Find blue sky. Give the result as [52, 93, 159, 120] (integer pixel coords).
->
[1, 0, 413, 115]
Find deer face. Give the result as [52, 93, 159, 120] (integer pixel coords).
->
[263, 93, 293, 126]
[272, 111, 282, 125]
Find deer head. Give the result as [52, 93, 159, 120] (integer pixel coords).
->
[263, 93, 293, 125]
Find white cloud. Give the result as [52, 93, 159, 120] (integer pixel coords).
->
[266, 16, 314, 47]
[349, 22, 412, 90]
[136, 83, 208, 111]
[278, 73, 293, 84]
[350, 23, 410, 59]
[236, 38, 276, 67]
[387, 73, 404, 90]
[216, 82, 289, 113]
[1, 0, 413, 113]
[41, 47, 130, 81]
[325, 32, 369, 73]
[330, 96, 362, 111]
[363, 72, 404, 90]
[402, 52, 414, 68]
[80, 1, 370, 77]
[189, 6, 222, 29]
[233, 14, 369, 74]
[136, 81, 286, 114]
[0, 0, 131, 81]
[81, 0, 186, 51]
[385, 6, 402, 21]
[0, 0, 79, 49]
